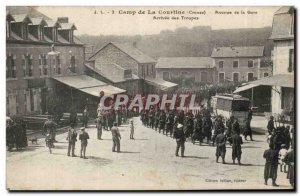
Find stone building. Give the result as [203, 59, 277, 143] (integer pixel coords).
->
[6, 7, 124, 116]
[211, 46, 272, 84]
[234, 6, 294, 117]
[86, 42, 177, 95]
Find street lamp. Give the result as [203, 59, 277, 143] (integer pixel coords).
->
[46, 44, 60, 114]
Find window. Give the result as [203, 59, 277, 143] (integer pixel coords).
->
[39, 26, 44, 40]
[288, 49, 294, 72]
[39, 54, 48, 76]
[163, 72, 170, 80]
[219, 72, 225, 83]
[247, 73, 254, 82]
[248, 60, 254, 68]
[181, 71, 189, 77]
[218, 61, 224, 69]
[6, 54, 16, 79]
[233, 60, 239, 68]
[70, 55, 76, 73]
[22, 54, 33, 77]
[233, 72, 239, 84]
[200, 72, 208, 82]
[55, 55, 61, 75]
[22, 23, 28, 40]
[263, 72, 269, 77]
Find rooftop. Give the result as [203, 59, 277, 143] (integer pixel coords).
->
[270, 6, 294, 40]
[156, 57, 213, 69]
[89, 42, 156, 64]
[211, 46, 265, 58]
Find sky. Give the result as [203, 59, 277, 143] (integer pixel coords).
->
[37, 6, 280, 36]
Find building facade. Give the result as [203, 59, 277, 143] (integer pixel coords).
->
[211, 46, 272, 84]
[269, 6, 294, 115]
[6, 7, 86, 116]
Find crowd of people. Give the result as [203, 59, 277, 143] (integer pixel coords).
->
[6, 116, 28, 151]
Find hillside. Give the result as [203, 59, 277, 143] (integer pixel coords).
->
[79, 26, 273, 59]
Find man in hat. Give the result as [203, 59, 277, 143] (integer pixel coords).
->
[79, 127, 89, 159]
[66, 125, 77, 157]
[267, 116, 275, 135]
[173, 124, 185, 157]
[130, 119, 134, 139]
[215, 128, 226, 164]
[231, 132, 243, 164]
[263, 144, 279, 186]
[111, 122, 121, 152]
[244, 118, 254, 141]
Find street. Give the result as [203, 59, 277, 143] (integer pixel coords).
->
[6, 117, 292, 190]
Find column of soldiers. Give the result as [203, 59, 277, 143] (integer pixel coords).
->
[139, 107, 245, 164]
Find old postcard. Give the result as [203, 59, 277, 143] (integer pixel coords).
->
[6, 6, 295, 190]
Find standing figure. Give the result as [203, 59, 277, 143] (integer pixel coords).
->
[66, 126, 77, 157]
[82, 106, 89, 128]
[231, 133, 243, 164]
[215, 129, 226, 164]
[226, 115, 234, 144]
[165, 111, 174, 136]
[173, 124, 185, 157]
[79, 127, 89, 159]
[278, 144, 288, 172]
[192, 114, 202, 145]
[263, 145, 279, 186]
[95, 116, 103, 140]
[244, 118, 254, 141]
[130, 119, 134, 139]
[284, 149, 294, 188]
[111, 122, 121, 152]
[184, 112, 194, 139]
[148, 109, 155, 129]
[267, 116, 275, 135]
[43, 117, 57, 145]
[69, 106, 77, 127]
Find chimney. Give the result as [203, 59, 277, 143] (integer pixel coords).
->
[57, 17, 69, 23]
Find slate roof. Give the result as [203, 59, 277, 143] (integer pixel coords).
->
[89, 42, 156, 64]
[59, 23, 77, 30]
[11, 14, 32, 23]
[211, 46, 264, 58]
[270, 6, 294, 40]
[156, 57, 213, 69]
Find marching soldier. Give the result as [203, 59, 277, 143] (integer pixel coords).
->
[192, 114, 202, 145]
[215, 128, 226, 164]
[66, 125, 77, 157]
[202, 115, 213, 144]
[111, 122, 121, 152]
[263, 144, 279, 186]
[184, 111, 194, 139]
[159, 110, 166, 134]
[154, 109, 160, 131]
[165, 110, 174, 136]
[148, 109, 155, 129]
[79, 127, 89, 159]
[173, 124, 185, 157]
[231, 132, 243, 164]
[212, 115, 225, 146]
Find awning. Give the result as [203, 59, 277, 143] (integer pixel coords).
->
[234, 74, 294, 93]
[233, 83, 260, 93]
[145, 77, 178, 91]
[52, 75, 126, 96]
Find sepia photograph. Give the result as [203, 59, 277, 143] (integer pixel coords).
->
[5, 5, 295, 191]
